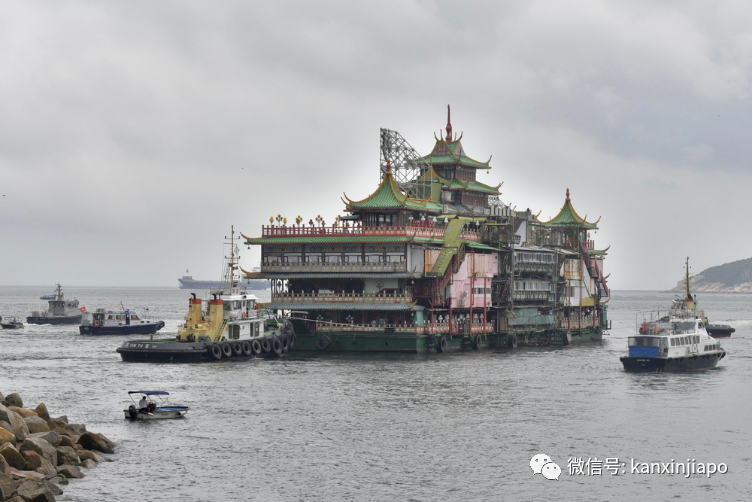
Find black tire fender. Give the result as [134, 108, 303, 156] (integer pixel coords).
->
[232, 341, 243, 356]
[210, 344, 222, 360]
[241, 341, 252, 356]
[508, 333, 518, 349]
[251, 339, 262, 355]
[271, 337, 283, 356]
[281, 335, 290, 353]
[315, 336, 331, 351]
[221, 343, 233, 358]
[260, 338, 271, 353]
[472, 334, 482, 350]
[436, 335, 447, 353]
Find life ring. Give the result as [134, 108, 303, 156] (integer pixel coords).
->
[210, 344, 222, 360]
[472, 334, 482, 350]
[242, 312, 247, 319]
[94, 320, 99, 327]
[315, 336, 331, 351]
[241, 341, 252, 357]
[436, 335, 447, 353]
[221, 343, 233, 358]
[251, 339, 262, 355]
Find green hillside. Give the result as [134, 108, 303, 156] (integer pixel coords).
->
[699, 258, 752, 287]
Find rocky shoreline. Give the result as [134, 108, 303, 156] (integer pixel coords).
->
[0, 392, 114, 502]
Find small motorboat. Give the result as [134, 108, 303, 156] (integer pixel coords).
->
[124, 391, 189, 420]
[0, 318, 24, 330]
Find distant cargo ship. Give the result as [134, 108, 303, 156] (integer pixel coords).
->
[179, 270, 269, 290]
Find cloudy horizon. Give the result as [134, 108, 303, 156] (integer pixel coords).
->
[1, 1, 750, 290]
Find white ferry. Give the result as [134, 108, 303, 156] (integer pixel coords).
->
[620, 313, 725, 372]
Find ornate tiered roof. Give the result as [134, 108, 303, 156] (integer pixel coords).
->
[343, 164, 442, 212]
[541, 189, 600, 229]
[420, 168, 501, 195]
[421, 106, 492, 170]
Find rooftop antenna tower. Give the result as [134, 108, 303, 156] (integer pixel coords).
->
[379, 128, 433, 200]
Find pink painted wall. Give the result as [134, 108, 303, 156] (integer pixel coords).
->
[449, 253, 498, 308]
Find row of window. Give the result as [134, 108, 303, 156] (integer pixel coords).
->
[514, 281, 552, 291]
[473, 287, 492, 295]
[671, 335, 701, 346]
[264, 254, 405, 264]
[515, 251, 555, 263]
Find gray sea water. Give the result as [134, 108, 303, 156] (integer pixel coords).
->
[0, 286, 750, 501]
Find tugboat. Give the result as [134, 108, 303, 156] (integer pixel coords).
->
[26, 284, 83, 325]
[80, 307, 165, 335]
[116, 227, 295, 362]
[0, 318, 24, 330]
[620, 313, 725, 372]
[667, 258, 735, 338]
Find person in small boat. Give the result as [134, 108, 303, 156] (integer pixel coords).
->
[138, 395, 148, 413]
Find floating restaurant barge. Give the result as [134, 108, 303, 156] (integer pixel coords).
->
[243, 108, 610, 353]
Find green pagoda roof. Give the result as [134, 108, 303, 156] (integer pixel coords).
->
[422, 136, 492, 169]
[419, 168, 501, 195]
[541, 189, 600, 229]
[343, 167, 441, 212]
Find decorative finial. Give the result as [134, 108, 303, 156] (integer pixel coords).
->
[386, 159, 392, 173]
[445, 104, 452, 141]
[566, 188, 570, 200]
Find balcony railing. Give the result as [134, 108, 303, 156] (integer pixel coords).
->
[271, 292, 413, 304]
[301, 320, 495, 334]
[261, 262, 408, 274]
[259, 224, 480, 241]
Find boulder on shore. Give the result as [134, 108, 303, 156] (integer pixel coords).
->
[0, 407, 28, 442]
[55, 447, 79, 467]
[21, 451, 56, 479]
[80, 459, 97, 469]
[0, 472, 19, 501]
[0, 444, 26, 470]
[0, 454, 10, 476]
[16, 478, 56, 502]
[4, 394, 22, 409]
[55, 464, 84, 479]
[76, 432, 114, 454]
[0, 427, 16, 447]
[23, 417, 50, 434]
[34, 404, 54, 432]
[27, 433, 61, 449]
[19, 438, 56, 468]
[8, 407, 36, 419]
[57, 436, 75, 450]
[64, 424, 85, 436]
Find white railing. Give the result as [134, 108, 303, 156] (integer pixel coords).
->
[258, 225, 481, 241]
[312, 321, 495, 334]
[261, 262, 408, 273]
[272, 292, 413, 304]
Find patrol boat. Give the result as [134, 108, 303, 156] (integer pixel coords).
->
[620, 313, 725, 372]
[26, 284, 83, 325]
[80, 308, 166, 335]
[116, 227, 295, 362]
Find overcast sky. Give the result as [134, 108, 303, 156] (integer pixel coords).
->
[1, 1, 750, 290]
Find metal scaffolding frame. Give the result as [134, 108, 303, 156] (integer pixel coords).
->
[379, 128, 433, 201]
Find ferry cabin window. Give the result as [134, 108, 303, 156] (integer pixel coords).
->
[306, 255, 322, 263]
[344, 254, 361, 263]
[386, 253, 404, 263]
[628, 337, 660, 347]
[325, 254, 341, 263]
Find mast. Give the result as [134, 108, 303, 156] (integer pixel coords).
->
[685, 257, 691, 301]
